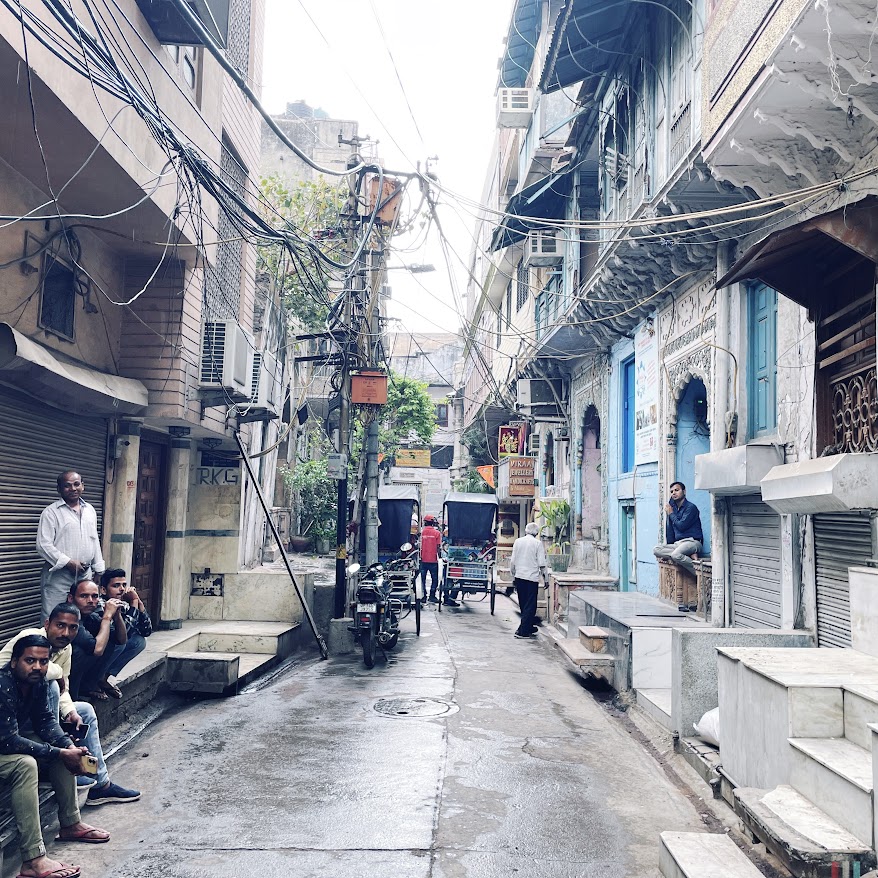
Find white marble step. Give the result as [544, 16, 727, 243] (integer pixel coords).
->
[844, 683, 878, 750]
[555, 638, 615, 670]
[637, 688, 672, 731]
[659, 831, 763, 878]
[788, 737, 873, 845]
[735, 785, 873, 877]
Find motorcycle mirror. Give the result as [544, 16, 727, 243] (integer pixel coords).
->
[347, 563, 361, 575]
[400, 542, 412, 552]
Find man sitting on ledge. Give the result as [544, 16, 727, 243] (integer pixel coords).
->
[652, 481, 703, 576]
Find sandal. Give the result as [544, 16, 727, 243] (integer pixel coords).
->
[16, 865, 81, 878]
[99, 682, 122, 699]
[55, 824, 110, 844]
[84, 689, 108, 702]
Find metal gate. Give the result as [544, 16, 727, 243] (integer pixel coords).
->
[813, 512, 875, 648]
[730, 497, 782, 628]
[0, 387, 107, 642]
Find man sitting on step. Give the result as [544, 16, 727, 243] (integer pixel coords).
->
[652, 481, 703, 576]
[0, 604, 141, 807]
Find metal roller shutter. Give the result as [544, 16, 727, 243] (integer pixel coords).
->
[813, 512, 875, 648]
[0, 387, 107, 642]
[730, 497, 782, 628]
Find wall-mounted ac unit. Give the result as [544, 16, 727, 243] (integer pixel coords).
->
[497, 88, 534, 128]
[527, 433, 541, 455]
[525, 230, 563, 266]
[517, 378, 565, 419]
[199, 320, 253, 400]
[553, 426, 569, 440]
[250, 350, 281, 413]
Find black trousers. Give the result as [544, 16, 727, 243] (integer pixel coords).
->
[514, 577, 539, 635]
[420, 561, 439, 596]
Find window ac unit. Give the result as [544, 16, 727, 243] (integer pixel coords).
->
[497, 88, 534, 128]
[250, 350, 281, 413]
[525, 230, 562, 266]
[199, 320, 253, 400]
[517, 378, 565, 418]
[527, 433, 541, 455]
[553, 426, 569, 440]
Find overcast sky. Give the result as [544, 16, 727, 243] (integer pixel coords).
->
[261, 0, 515, 334]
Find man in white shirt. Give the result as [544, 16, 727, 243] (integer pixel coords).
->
[37, 471, 105, 620]
[509, 522, 547, 640]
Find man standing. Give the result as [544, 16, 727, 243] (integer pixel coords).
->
[0, 604, 141, 807]
[419, 515, 445, 605]
[652, 481, 703, 575]
[0, 634, 110, 878]
[509, 522, 547, 639]
[37, 471, 105, 620]
[68, 580, 127, 702]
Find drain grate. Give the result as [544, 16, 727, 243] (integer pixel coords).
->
[373, 697, 459, 718]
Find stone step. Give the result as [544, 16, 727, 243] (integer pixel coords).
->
[555, 638, 615, 677]
[637, 688, 672, 731]
[734, 785, 875, 878]
[659, 831, 764, 878]
[788, 737, 873, 844]
[166, 651, 277, 694]
[578, 624, 610, 652]
[844, 684, 878, 750]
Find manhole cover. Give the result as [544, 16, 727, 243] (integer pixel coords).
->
[373, 697, 459, 718]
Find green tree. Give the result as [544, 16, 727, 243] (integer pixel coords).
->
[283, 455, 337, 544]
[453, 470, 493, 494]
[257, 175, 348, 330]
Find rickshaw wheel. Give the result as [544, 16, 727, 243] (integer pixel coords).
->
[415, 597, 421, 635]
[386, 632, 399, 650]
[362, 629, 375, 668]
[490, 575, 496, 615]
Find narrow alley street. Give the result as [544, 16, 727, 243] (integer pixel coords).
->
[55, 598, 709, 878]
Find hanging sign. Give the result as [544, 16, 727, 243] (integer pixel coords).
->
[351, 370, 388, 404]
[395, 448, 431, 468]
[634, 325, 659, 465]
[476, 465, 496, 488]
[498, 423, 526, 457]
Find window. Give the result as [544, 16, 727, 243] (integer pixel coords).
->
[748, 283, 777, 437]
[505, 281, 512, 325]
[182, 47, 197, 89]
[621, 356, 635, 472]
[516, 261, 529, 310]
[227, 0, 252, 75]
[435, 403, 449, 427]
[39, 251, 77, 342]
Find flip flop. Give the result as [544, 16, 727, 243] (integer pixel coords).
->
[55, 825, 110, 844]
[16, 865, 81, 878]
[84, 689, 108, 702]
[99, 682, 123, 699]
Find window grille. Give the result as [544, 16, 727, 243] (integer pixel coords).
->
[226, 0, 251, 76]
[516, 261, 529, 311]
[205, 139, 247, 320]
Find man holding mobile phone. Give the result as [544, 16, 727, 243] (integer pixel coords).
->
[0, 634, 110, 878]
[0, 604, 141, 807]
[652, 481, 703, 575]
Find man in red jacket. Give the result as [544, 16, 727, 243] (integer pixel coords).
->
[420, 515, 455, 605]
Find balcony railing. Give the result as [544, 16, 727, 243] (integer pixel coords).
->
[831, 365, 878, 453]
[669, 102, 692, 170]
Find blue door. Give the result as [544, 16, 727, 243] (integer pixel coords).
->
[749, 283, 778, 437]
[622, 357, 635, 473]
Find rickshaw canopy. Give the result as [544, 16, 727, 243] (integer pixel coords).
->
[443, 492, 498, 543]
[376, 483, 420, 551]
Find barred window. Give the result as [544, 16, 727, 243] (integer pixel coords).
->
[505, 281, 512, 324]
[227, 0, 252, 76]
[516, 261, 529, 311]
[205, 138, 247, 320]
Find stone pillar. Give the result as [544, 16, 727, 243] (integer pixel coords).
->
[159, 439, 192, 629]
[107, 421, 142, 574]
[849, 565, 878, 657]
[779, 513, 800, 628]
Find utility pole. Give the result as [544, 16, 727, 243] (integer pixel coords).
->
[364, 254, 382, 568]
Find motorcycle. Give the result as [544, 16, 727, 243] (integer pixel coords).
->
[349, 542, 413, 668]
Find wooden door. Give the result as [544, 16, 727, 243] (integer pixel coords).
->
[133, 440, 166, 615]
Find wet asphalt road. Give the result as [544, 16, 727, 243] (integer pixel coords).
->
[52, 595, 704, 878]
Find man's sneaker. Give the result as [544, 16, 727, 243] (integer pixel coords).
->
[513, 631, 537, 639]
[427, 595, 439, 604]
[443, 599, 460, 607]
[86, 781, 141, 805]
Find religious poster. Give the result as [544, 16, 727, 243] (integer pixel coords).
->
[634, 324, 659, 464]
[498, 423, 526, 457]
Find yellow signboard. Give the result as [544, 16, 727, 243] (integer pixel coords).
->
[395, 448, 431, 468]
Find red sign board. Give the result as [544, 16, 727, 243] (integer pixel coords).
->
[351, 371, 388, 404]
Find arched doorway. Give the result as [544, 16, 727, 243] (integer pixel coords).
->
[673, 377, 711, 551]
[581, 405, 601, 540]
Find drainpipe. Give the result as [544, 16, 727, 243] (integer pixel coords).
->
[712, 243, 733, 628]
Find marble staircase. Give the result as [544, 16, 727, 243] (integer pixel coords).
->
[659, 831, 764, 877]
[555, 624, 616, 681]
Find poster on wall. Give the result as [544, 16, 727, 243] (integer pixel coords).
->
[634, 324, 659, 464]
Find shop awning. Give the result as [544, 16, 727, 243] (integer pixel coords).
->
[715, 198, 878, 312]
[490, 169, 574, 252]
[498, 0, 542, 89]
[539, 0, 630, 95]
[0, 323, 149, 416]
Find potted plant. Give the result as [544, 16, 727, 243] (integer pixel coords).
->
[540, 498, 571, 572]
[284, 458, 337, 554]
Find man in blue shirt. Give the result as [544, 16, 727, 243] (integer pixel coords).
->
[653, 481, 703, 575]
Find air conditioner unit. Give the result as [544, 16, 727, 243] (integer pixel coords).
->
[554, 426, 569, 440]
[517, 378, 565, 419]
[497, 88, 534, 128]
[250, 350, 281, 413]
[199, 320, 253, 400]
[525, 230, 563, 266]
[527, 433, 541, 455]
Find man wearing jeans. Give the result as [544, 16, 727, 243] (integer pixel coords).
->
[0, 634, 109, 878]
[509, 522, 547, 639]
[652, 481, 703, 575]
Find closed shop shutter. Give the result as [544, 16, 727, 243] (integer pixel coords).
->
[730, 497, 782, 628]
[813, 512, 875, 648]
[0, 387, 107, 642]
